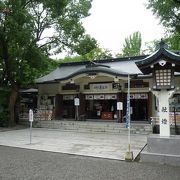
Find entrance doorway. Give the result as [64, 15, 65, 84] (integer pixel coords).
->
[85, 100, 117, 120]
[130, 99, 148, 121]
[63, 100, 75, 118]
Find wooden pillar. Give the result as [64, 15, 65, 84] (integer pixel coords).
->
[122, 92, 125, 121]
[78, 93, 86, 120]
[55, 94, 63, 119]
[148, 92, 153, 121]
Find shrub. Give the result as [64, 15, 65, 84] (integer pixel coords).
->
[0, 89, 10, 127]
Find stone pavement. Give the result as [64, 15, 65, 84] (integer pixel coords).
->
[1, 146, 180, 180]
[0, 128, 147, 160]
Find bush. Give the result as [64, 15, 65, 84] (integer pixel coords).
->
[0, 110, 9, 127]
[0, 89, 10, 127]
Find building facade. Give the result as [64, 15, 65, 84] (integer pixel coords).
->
[36, 41, 180, 123]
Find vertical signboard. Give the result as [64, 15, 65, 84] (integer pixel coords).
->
[117, 102, 123, 110]
[74, 98, 80, 106]
[158, 91, 170, 136]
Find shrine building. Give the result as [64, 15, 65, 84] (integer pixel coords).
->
[35, 41, 180, 124]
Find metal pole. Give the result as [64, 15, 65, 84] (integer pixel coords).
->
[118, 110, 121, 123]
[174, 106, 177, 134]
[125, 74, 133, 161]
[30, 121, 32, 144]
[76, 106, 79, 120]
[75, 106, 77, 120]
[128, 74, 131, 152]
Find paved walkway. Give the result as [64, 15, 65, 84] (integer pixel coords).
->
[0, 128, 147, 160]
[1, 146, 180, 180]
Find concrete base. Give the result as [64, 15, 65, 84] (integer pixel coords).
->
[125, 151, 134, 162]
[141, 134, 180, 166]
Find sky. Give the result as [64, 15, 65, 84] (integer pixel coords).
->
[81, 0, 165, 55]
[51, 0, 165, 59]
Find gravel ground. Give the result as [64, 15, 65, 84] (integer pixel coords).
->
[0, 146, 180, 180]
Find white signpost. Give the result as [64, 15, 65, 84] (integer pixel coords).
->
[117, 102, 123, 123]
[29, 109, 33, 144]
[117, 102, 123, 110]
[74, 98, 80, 106]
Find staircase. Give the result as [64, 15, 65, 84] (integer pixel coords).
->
[22, 119, 152, 135]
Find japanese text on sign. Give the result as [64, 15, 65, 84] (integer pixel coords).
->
[161, 106, 168, 125]
[161, 107, 167, 112]
[161, 118, 167, 124]
[92, 83, 111, 91]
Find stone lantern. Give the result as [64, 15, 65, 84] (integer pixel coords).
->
[136, 40, 180, 137]
[152, 60, 175, 91]
[136, 40, 180, 165]
[151, 60, 175, 136]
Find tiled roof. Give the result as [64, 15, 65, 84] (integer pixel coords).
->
[36, 60, 142, 83]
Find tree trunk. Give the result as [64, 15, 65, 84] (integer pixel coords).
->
[8, 84, 18, 127]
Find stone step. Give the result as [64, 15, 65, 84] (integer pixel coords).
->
[25, 120, 152, 135]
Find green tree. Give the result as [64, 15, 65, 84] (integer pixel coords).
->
[166, 33, 180, 50]
[143, 40, 159, 54]
[143, 37, 179, 54]
[0, 0, 95, 126]
[147, 0, 180, 51]
[73, 34, 98, 56]
[84, 47, 113, 61]
[147, 0, 180, 33]
[59, 46, 113, 63]
[60, 55, 84, 63]
[0, 88, 10, 127]
[25, 0, 97, 56]
[121, 31, 142, 57]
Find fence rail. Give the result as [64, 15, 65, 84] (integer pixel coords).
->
[19, 109, 54, 121]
